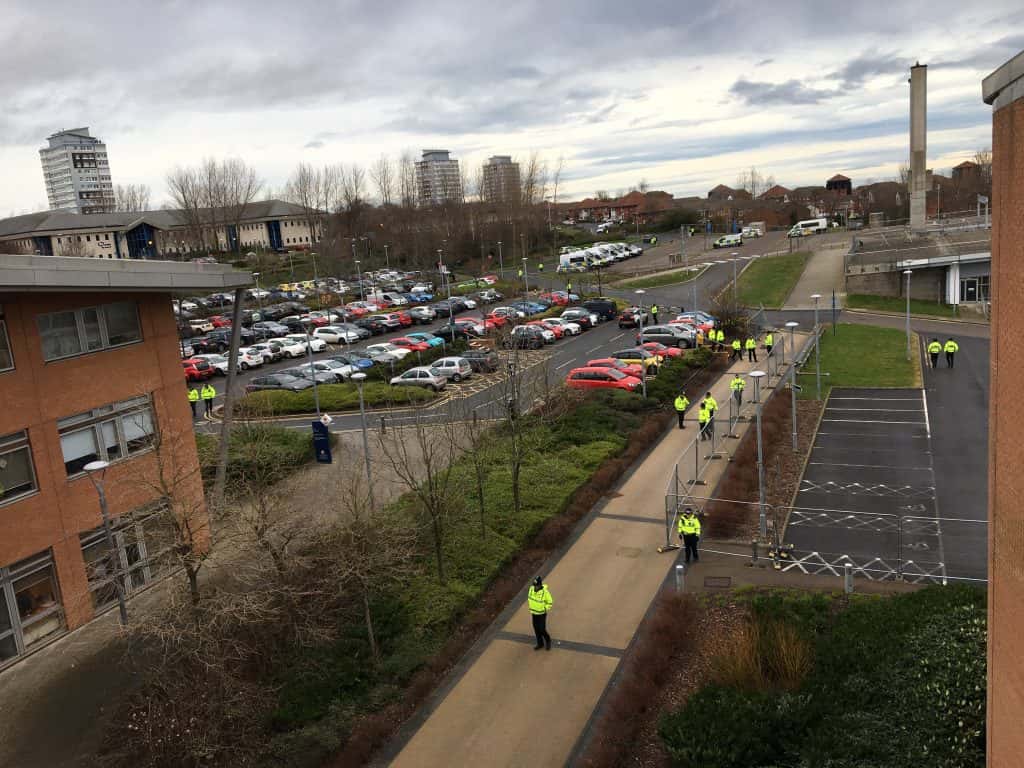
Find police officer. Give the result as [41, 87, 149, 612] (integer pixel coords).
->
[698, 401, 710, 440]
[730, 374, 745, 407]
[674, 392, 690, 429]
[650, 304, 659, 324]
[538, 262, 544, 273]
[677, 507, 702, 564]
[566, 281, 573, 294]
[201, 382, 217, 417]
[528, 576, 553, 650]
[517, 267, 523, 279]
[745, 335, 758, 362]
[731, 338, 743, 361]
[715, 328, 725, 352]
[944, 337, 959, 368]
[764, 330, 774, 357]
[187, 386, 200, 419]
[927, 338, 941, 369]
[703, 391, 718, 437]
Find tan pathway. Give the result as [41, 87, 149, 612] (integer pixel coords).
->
[783, 242, 848, 309]
[386, 333, 811, 768]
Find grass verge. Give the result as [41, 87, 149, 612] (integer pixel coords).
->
[735, 251, 809, 308]
[195, 424, 325, 490]
[799, 322, 918, 397]
[240, 382, 437, 415]
[614, 265, 708, 289]
[846, 293, 957, 318]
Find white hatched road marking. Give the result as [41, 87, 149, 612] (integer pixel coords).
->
[821, 419, 926, 425]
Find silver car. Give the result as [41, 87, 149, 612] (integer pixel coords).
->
[389, 366, 447, 392]
[431, 356, 473, 382]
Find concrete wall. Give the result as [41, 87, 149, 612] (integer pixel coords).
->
[986, 52, 1024, 768]
[0, 292, 206, 639]
[846, 266, 945, 300]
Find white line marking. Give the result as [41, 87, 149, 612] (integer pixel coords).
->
[610, 333, 624, 341]
[809, 462, 933, 471]
[555, 360, 573, 370]
[821, 419, 927, 425]
[828, 397, 923, 402]
[921, 389, 931, 438]
[826, 407, 924, 412]
[586, 345, 602, 354]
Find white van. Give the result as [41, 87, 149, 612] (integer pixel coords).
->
[595, 222, 613, 234]
[712, 234, 743, 249]
[557, 251, 591, 273]
[788, 218, 828, 238]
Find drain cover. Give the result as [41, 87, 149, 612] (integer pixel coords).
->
[703, 576, 732, 588]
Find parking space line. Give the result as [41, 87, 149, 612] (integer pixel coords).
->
[821, 419, 926, 425]
[829, 397, 922, 402]
[809, 462, 933, 471]
[826, 407, 924, 412]
[921, 389, 931, 438]
[555, 360, 573, 371]
[585, 345, 602, 354]
[610, 333, 624, 342]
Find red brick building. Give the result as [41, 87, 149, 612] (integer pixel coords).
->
[0, 255, 250, 668]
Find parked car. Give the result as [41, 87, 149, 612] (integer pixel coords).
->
[389, 366, 447, 391]
[610, 348, 662, 372]
[280, 365, 337, 385]
[561, 308, 597, 329]
[433, 324, 474, 343]
[367, 313, 403, 331]
[431, 356, 473, 382]
[252, 320, 290, 339]
[269, 337, 307, 358]
[365, 342, 410, 360]
[355, 317, 388, 335]
[586, 358, 644, 378]
[245, 374, 313, 393]
[330, 352, 375, 370]
[188, 318, 215, 334]
[285, 333, 328, 353]
[405, 331, 445, 348]
[565, 367, 642, 392]
[182, 357, 215, 381]
[460, 348, 500, 373]
[391, 337, 431, 353]
[618, 307, 649, 328]
[313, 325, 361, 345]
[504, 325, 546, 349]
[249, 341, 283, 364]
[639, 341, 683, 359]
[524, 321, 558, 342]
[238, 348, 266, 369]
[541, 317, 581, 336]
[582, 298, 618, 321]
[636, 325, 696, 349]
[408, 306, 437, 324]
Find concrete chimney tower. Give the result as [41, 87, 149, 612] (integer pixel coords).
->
[909, 63, 928, 230]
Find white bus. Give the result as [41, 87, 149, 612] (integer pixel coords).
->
[788, 218, 828, 237]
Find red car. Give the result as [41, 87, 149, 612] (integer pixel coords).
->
[182, 357, 214, 381]
[530, 319, 564, 338]
[485, 311, 509, 327]
[639, 341, 683, 359]
[303, 314, 330, 327]
[391, 337, 431, 352]
[587, 358, 644, 378]
[669, 316, 713, 334]
[209, 315, 232, 328]
[395, 311, 414, 327]
[539, 292, 570, 306]
[345, 304, 370, 317]
[565, 367, 642, 392]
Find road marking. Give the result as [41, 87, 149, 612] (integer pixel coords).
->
[826, 407, 924, 413]
[828, 396, 922, 401]
[494, 631, 623, 658]
[586, 345, 602, 354]
[809, 462, 933, 471]
[555, 360, 573, 371]
[821, 419, 927, 425]
[921, 389, 931, 438]
[610, 333, 624, 341]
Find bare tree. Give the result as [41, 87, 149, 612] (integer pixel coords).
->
[166, 166, 206, 250]
[973, 147, 992, 191]
[398, 150, 417, 208]
[735, 167, 772, 198]
[284, 162, 326, 244]
[370, 154, 396, 206]
[341, 163, 367, 211]
[58, 235, 89, 257]
[114, 183, 152, 212]
[218, 158, 263, 253]
[595, 190, 611, 200]
[898, 163, 911, 187]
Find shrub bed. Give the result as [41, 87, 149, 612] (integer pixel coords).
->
[239, 382, 437, 416]
[195, 424, 323, 489]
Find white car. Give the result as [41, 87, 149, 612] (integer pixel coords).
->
[534, 327, 556, 343]
[461, 298, 478, 309]
[238, 348, 265, 370]
[269, 337, 307, 358]
[542, 318, 581, 336]
[189, 318, 214, 333]
[178, 299, 198, 312]
[286, 333, 327, 353]
[248, 343, 279, 364]
[432, 356, 473, 382]
[410, 283, 432, 294]
[313, 326, 360, 344]
[366, 342, 410, 360]
[194, 353, 230, 375]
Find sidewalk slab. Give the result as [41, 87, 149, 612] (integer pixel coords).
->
[783, 246, 846, 309]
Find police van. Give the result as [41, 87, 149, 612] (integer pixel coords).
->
[787, 218, 828, 238]
[712, 233, 743, 249]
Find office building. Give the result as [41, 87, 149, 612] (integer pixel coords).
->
[415, 149, 463, 206]
[0, 255, 251, 668]
[39, 128, 115, 214]
[482, 155, 521, 204]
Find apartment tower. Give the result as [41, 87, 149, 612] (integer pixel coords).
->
[482, 155, 521, 204]
[39, 128, 114, 214]
[415, 150, 463, 206]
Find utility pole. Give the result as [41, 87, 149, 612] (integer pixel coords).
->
[750, 370, 767, 538]
[904, 270, 913, 361]
[811, 293, 822, 400]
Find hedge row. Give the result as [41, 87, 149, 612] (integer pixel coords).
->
[240, 381, 437, 416]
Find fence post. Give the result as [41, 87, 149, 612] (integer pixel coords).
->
[751, 539, 759, 564]
[675, 564, 686, 593]
[897, 516, 904, 581]
[844, 562, 854, 594]
[690, 436, 706, 485]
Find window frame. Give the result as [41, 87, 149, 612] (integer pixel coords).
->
[0, 430, 39, 507]
[0, 304, 13, 373]
[58, 396, 158, 478]
[0, 551, 66, 666]
[38, 301, 142, 362]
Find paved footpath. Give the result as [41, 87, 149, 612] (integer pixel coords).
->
[782, 243, 847, 310]
[383, 334, 810, 768]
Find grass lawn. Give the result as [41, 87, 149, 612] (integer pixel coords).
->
[616, 266, 708, 289]
[734, 251, 809, 308]
[799, 322, 920, 397]
[846, 293, 957, 318]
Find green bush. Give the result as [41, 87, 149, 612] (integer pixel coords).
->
[196, 424, 323, 489]
[239, 382, 436, 415]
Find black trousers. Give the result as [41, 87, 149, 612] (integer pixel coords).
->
[683, 534, 700, 563]
[930, 352, 939, 368]
[204, 399, 214, 415]
[946, 352, 954, 368]
[733, 390, 742, 407]
[532, 613, 551, 648]
[190, 401, 196, 418]
[747, 348, 757, 362]
[765, 344, 773, 357]
[677, 411, 686, 429]
[731, 348, 742, 361]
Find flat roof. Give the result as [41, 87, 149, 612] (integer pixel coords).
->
[0, 254, 253, 293]
[983, 49, 1024, 107]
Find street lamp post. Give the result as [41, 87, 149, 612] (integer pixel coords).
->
[903, 270, 913, 361]
[305, 326, 321, 418]
[252, 270, 263, 314]
[731, 252, 739, 312]
[351, 373, 376, 511]
[749, 371, 768, 538]
[811, 294, 822, 400]
[497, 241, 504, 277]
[635, 289, 647, 398]
[522, 258, 529, 294]
[384, 244, 390, 269]
[356, 259, 365, 301]
[82, 461, 129, 626]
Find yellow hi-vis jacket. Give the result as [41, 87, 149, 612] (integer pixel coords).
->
[928, 341, 942, 354]
[944, 340, 959, 353]
[201, 384, 217, 400]
[715, 329, 725, 343]
[698, 405, 709, 425]
[188, 388, 200, 402]
[732, 339, 742, 350]
[704, 395, 718, 413]
[674, 395, 690, 412]
[745, 337, 756, 350]
[730, 376, 745, 392]
[678, 513, 701, 536]
[528, 585, 553, 615]
[765, 333, 774, 347]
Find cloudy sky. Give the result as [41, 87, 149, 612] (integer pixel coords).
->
[1, 0, 1021, 215]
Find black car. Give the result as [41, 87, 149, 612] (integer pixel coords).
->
[279, 317, 309, 334]
[504, 325, 545, 349]
[460, 348, 500, 373]
[617, 307, 649, 329]
[245, 374, 313, 393]
[433, 324, 474, 343]
[252, 320, 290, 338]
[259, 304, 288, 321]
[560, 309, 595, 330]
[207, 327, 255, 346]
[583, 298, 617, 321]
[449, 297, 470, 313]
[355, 317, 389, 335]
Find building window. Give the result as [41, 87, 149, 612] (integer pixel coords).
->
[0, 431, 37, 505]
[80, 504, 176, 611]
[0, 551, 65, 664]
[58, 396, 156, 477]
[37, 301, 141, 361]
[0, 305, 12, 372]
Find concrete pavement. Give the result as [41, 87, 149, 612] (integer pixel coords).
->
[382, 335, 810, 768]
[782, 243, 846, 310]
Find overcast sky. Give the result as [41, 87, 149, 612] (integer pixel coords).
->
[2, 0, 1021, 216]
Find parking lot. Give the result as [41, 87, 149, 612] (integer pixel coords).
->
[782, 387, 981, 583]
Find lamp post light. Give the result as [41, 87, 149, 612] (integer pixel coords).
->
[811, 293, 822, 400]
[748, 370, 768, 538]
[784, 320, 798, 366]
[903, 269, 913, 361]
[252, 269, 263, 314]
[522, 257, 529, 294]
[351, 372, 376, 511]
[731, 252, 739, 311]
[355, 259, 365, 301]
[82, 461, 129, 626]
[635, 289, 647, 398]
